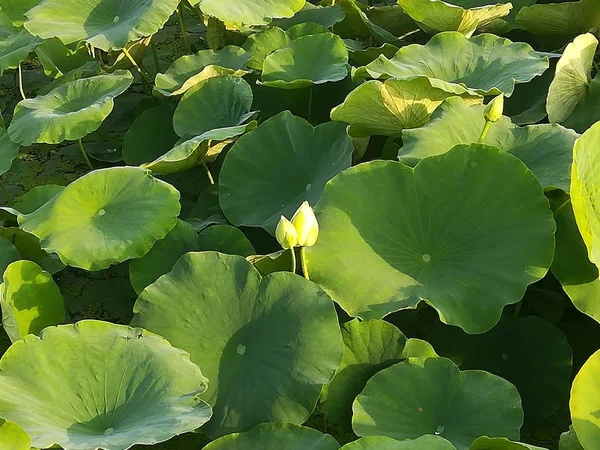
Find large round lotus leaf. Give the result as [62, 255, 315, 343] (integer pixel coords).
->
[8, 71, 133, 146]
[397, 0, 512, 36]
[122, 104, 179, 166]
[352, 357, 524, 449]
[552, 201, 600, 324]
[129, 219, 197, 295]
[470, 437, 547, 450]
[0, 0, 41, 26]
[0, 236, 20, 275]
[219, 111, 353, 233]
[173, 75, 254, 137]
[429, 316, 572, 423]
[203, 423, 340, 450]
[272, 4, 346, 30]
[400, 96, 578, 192]
[197, 224, 255, 257]
[561, 74, 600, 134]
[357, 32, 548, 97]
[18, 167, 181, 271]
[155, 46, 250, 97]
[560, 426, 584, 450]
[0, 320, 212, 450]
[197, 0, 306, 28]
[547, 34, 597, 124]
[34, 37, 94, 79]
[320, 319, 436, 429]
[331, 77, 481, 137]
[0, 419, 31, 450]
[261, 32, 349, 89]
[571, 122, 600, 268]
[516, 0, 600, 36]
[242, 27, 292, 70]
[0, 127, 19, 177]
[340, 436, 456, 450]
[0, 29, 40, 75]
[0, 260, 65, 343]
[306, 145, 555, 333]
[132, 252, 344, 438]
[24, 0, 180, 52]
[571, 349, 600, 449]
[13, 184, 64, 214]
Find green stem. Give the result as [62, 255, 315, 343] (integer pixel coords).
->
[77, 138, 94, 170]
[122, 46, 152, 91]
[554, 198, 572, 216]
[17, 63, 26, 100]
[0, 180, 13, 204]
[300, 247, 310, 280]
[176, 1, 192, 54]
[151, 38, 161, 74]
[477, 120, 492, 143]
[307, 87, 313, 123]
[201, 160, 215, 185]
[290, 248, 297, 273]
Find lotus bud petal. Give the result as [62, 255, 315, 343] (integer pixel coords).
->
[291, 201, 319, 247]
[484, 94, 504, 123]
[276, 215, 297, 249]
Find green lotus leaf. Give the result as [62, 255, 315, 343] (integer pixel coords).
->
[571, 349, 600, 449]
[155, 46, 250, 97]
[400, 96, 579, 191]
[13, 184, 64, 214]
[186, 185, 227, 231]
[247, 249, 293, 276]
[560, 426, 584, 450]
[547, 34, 597, 124]
[340, 436, 456, 450]
[331, 77, 482, 137]
[0, 419, 31, 450]
[271, 4, 346, 29]
[173, 75, 254, 137]
[346, 41, 399, 67]
[37, 60, 102, 96]
[0, 236, 20, 275]
[286, 22, 330, 40]
[8, 71, 133, 146]
[470, 437, 548, 450]
[204, 423, 340, 450]
[306, 145, 555, 333]
[429, 316, 572, 423]
[197, 0, 306, 28]
[197, 224, 255, 257]
[352, 357, 524, 449]
[0, 320, 212, 450]
[34, 37, 93, 79]
[552, 201, 600, 324]
[261, 32, 349, 89]
[242, 27, 292, 70]
[219, 111, 353, 233]
[143, 125, 255, 175]
[320, 319, 436, 429]
[397, 0, 512, 36]
[24, 0, 180, 52]
[18, 167, 180, 271]
[129, 219, 197, 295]
[516, 0, 600, 36]
[0, 0, 41, 26]
[132, 252, 344, 438]
[571, 122, 600, 268]
[0, 29, 40, 75]
[0, 128, 19, 177]
[357, 32, 548, 97]
[504, 67, 553, 125]
[0, 260, 64, 342]
[0, 227, 64, 274]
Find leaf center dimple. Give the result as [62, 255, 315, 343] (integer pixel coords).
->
[98, 209, 106, 216]
[422, 253, 431, 262]
[236, 344, 246, 355]
[113, 16, 120, 22]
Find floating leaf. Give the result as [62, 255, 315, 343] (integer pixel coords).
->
[132, 252, 343, 438]
[571, 349, 600, 450]
[0, 260, 64, 342]
[352, 357, 524, 449]
[357, 32, 548, 97]
[307, 145, 555, 333]
[19, 167, 180, 271]
[0, 29, 40, 75]
[516, 0, 600, 36]
[0, 320, 212, 450]
[25, 0, 180, 51]
[197, 224, 255, 256]
[220, 111, 352, 233]
[8, 71, 133, 146]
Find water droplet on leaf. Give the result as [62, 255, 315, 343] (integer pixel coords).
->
[237, 344, 246, 355]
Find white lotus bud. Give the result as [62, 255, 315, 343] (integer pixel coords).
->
[275, 215, 297, 249]
[291, 201, 319, 247]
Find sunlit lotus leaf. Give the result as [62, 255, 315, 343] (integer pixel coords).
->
[516, 0, 600, 36]
[471, 437, 548, 449]
[19, 167, 180, 271]
[339, 436, 456, 450]
[242, 27, 292, 70]
[0, 29, 40, 75]
[353, 357, 524, 450]
[8, 71, 133, 146]
[220, 111, 352, 233]
[271, 4, 345, 29]
[331, 77, 481, 137]
[197, 224, 255, 257]
[37, 61, 102, 95]
[132, 252, 343, 438]
[155, 46, 250, 97]
[35, 37, 94, 79]
[0, 419, 31, 450]
[0, 0, 41, 26]
[559, 426, 584, 450]
[0, 320, 212, 450]
[0, 260, 64, 342]
[307, 145, 555, 333]
[357, 32, 548, 97]
[197, 0, 306, 28]
[24, 0, 180, 51]
[571, 349, 600, 450]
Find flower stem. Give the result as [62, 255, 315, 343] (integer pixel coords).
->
[151, 38, 161, 74]
[290, 248, 297, 273]
[77, 138, 94, 170]
[122, 46, 152, 90]
[176, 1, 192, 54]
[477, 120, 492, 143]
[17, 63, 26, 100]
[0, 180, 13, 204]
[201, 160, 215, 185]
[300, 247, 310, 280]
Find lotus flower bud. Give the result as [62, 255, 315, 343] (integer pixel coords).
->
[484, 94, 504, 123]
[291, 201, 319, 247]
[276, 215, 297, 249]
